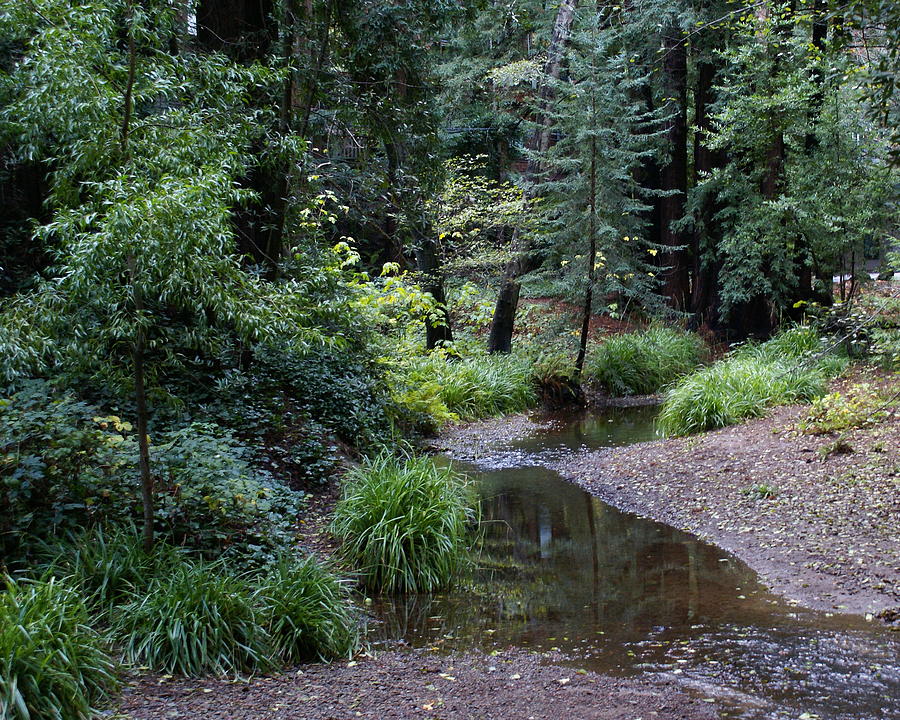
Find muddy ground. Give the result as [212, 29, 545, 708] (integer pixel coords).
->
[118, 649, 717, 720]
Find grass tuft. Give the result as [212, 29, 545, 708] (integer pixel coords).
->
[0, 575, 117, 720]
[113, 559, 271, 676]
[331, 454, 476, 594]
[657, 327, 838, 436]
[585, 327, 704, 396]
[393, 353, 537, 430]
[44, 524, 181, 615]
[254, 555, 359, 663]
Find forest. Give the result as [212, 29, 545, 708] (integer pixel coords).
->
[0, 1, 898, 719]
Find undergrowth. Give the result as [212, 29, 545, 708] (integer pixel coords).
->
[658, 327, 841, 436]
[0, 576, 117, 720]
[331, 453, 476, 593]
[390, 352, 537, 432]
[585, 327, 704, 395]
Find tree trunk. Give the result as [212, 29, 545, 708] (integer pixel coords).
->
[655, 21, 690, 311]
[121, 1, 154, 550]
[133, 321, 154, 552]
[488, 0, 579, 353]
[411, 222, 454, 350]
[575, 131, 598, 376]
[690, 54, 726, 331]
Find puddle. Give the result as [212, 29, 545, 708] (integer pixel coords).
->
[371, 408, 900, 720]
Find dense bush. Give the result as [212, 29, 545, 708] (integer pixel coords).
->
[113, 559, 271, 676]
[0, 381, 304, 562]
[200, 346, 392, 452]
[0, 381, 134, 557]
[0, 576, 117, 720]
[585, 327, 704, 396]
[331, 454, 476, 593]
[658, 327, 837, 436]
[255, 556, 359, 663]
[150, 423, 304, 559]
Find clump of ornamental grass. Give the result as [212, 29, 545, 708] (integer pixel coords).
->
[396, 352, 537, 427]
[585, 327, 704, 396]
[113, 558, 271, 676]
[330, 453, 476, 594]
[657, 328, 834, 436]
[0, 575, 117, 720]
[254, 555, 359, 663]
[43, 524, 181, 615]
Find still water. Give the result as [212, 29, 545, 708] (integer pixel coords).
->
[371, 407, 900, 719]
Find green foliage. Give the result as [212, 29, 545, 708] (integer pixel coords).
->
[0, 575, 117, 720]
[0, 381, 304, 562]
[254, 556, 359, 663]
[585, 327, 704, 395]
[742, 483, 779, 501]
[112, 552, 359, 676]
[113, 559, 271, 676]
[331, 454, 476, 594]
[658, 328, 836, 436]
[734, 325, 826, 363]
[150, 423, 304, 560]
[694, 14, 899, 320]
[0, 381, 135, 555]
[799, 384, 889, 435]
[388, 352, 537, 431]
[44, 525, 179, 615]
[527, 10, 668, 315]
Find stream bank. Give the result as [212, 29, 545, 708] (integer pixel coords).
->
[550, 403, 900, 619]
[119, 649, 717, 720]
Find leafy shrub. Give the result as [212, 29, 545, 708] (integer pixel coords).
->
[658, 356, 825, 436]
[205, 346, 392, 450]
[255, 556, 359, 663]
[331, 454, 476, 593]
[585, 327, 704, 396]
[151, 423, 304, 560]
[799, 384, 889, 435]
[0, 381, 134, 558]
[114, 559, 271, 676]
[0, 575, 117, 720]
[0, 383, 304, 562]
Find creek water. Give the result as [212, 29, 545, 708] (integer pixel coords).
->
[371, 407, 900, 719]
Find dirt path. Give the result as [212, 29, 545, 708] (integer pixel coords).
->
[553, 396, 900, 620]
[118, 649, 717, 720]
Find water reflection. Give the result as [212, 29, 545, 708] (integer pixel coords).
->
[372, 408, 900, 720]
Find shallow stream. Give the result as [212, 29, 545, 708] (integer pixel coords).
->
[372, 407, 899, 719]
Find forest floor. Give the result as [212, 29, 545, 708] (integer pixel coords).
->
[118, 364, 899, 720]
[551, 367, 900, 622]
[117, 648, 717, 720]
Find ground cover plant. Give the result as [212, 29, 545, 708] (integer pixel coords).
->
[331, 454, 476, 594]
[799, 383, 891, 435]
[255, 556, 359, 663]
[0, 575, 117, 720]
[657, 327, 839, 436]
[584, 327, 704, 395]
